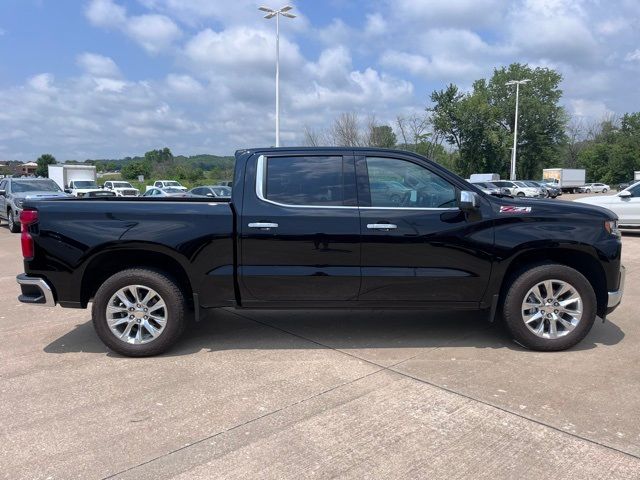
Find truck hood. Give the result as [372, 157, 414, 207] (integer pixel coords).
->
[490, 195, 618, 220]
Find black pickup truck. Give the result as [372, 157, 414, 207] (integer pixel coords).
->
[16, 148, 625, 356]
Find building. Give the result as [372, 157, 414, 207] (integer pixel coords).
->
[20, 162, 38, 176]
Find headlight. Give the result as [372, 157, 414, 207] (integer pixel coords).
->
[14, 198, 24, 209]
[605, 220, 621, 238]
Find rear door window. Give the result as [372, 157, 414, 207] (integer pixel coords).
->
[264, 156, 353, 206]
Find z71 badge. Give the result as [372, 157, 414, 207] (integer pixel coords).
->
[500, 206, 532, 213]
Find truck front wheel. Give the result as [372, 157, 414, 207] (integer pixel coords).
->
[92, 268, 187, 356]
[502, 264, 597, 351]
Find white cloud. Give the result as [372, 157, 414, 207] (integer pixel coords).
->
[625, 49, 640, 62]
[165, 74, 204, 96]
[390, 0, 504, 28]
[364, 13, 387, 36]
[77, 53, 121, 78]
[86, 0, 181, 54]
[126, 14, 182, 54]
[183, 27, 303, 75]
[85, 0, 126, 28]
[596, 18, 630, 36]
[28, 73, 56, 93]
[507, 0, 598, 65]
[570, 99, 612, 119]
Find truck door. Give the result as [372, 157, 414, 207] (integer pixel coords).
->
[356, 154, 494, 305]
[240, 152, 360, 303]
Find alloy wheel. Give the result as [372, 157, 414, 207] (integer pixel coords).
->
[106, 285, 167, 344]
[521, 279, 583, 339]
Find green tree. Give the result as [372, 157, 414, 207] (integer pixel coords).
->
[121, 160, 151, 180]
[368, 125, 397, 148]
[36, 153, 57, 177]
[577, 113, 640, 184]
[430, 63, 566, 179]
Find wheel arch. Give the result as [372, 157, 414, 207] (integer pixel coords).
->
[80, 246, 194, 308]
[498, 248, 608, 317]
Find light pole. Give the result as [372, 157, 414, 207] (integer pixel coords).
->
[259, 5, 296, 148]
[505, 79, 530, 180]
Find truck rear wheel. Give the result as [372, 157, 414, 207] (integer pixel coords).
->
[502, 264, 596, 351]
[92, 268, 187, 356]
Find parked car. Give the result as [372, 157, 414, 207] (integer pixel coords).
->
[143, 187, 192, 197]
[146, 180, 187, 192]
[493, 180, 542, 198]
[618, 181, 632, 191]
[579, 183, 610, 193]
[16, 147, 625, 357]
[218, 181, 233, 188]
[103, 181, 140, 197]
[189, 185, 232, 198]
[369, 180, 413, 206]
[576, 181, 640, 227]
[538, 181, 562, 197]
[0, 177, 70, 232]
[522, 180, 559, 199]
[471, 181, 502, 195]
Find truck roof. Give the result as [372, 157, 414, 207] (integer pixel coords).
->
[237, 147, 434, 156]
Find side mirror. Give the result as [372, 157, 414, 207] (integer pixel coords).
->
[459, 190, 480, 211]
[0, 189, 5, 197]
[618, 190, 632, 198]
[64, 189, 72, 194]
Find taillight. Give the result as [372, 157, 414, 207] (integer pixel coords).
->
[20, 209, 38, 260]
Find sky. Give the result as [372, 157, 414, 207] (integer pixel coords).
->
[0, 0, 639, 161]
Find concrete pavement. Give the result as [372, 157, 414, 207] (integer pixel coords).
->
[0, 224, 638, 479]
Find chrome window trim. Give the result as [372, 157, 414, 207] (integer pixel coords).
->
[255, 154, 460, 212]
[256, 154, 358, 210]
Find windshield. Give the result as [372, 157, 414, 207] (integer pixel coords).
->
[523, 181, 538, 187]
[165, 181, 181, 187]
[164, 187, 183, 193]
[73, 181, 98, 188]
[12, 179, 62, 193]
[112, 182, 133, 188]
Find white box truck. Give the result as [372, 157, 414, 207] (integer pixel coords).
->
[542, 168, 586, 193]
[48, 165, 102, 197]
[469, 173, 500, 182]
[635, 171, 640, 181]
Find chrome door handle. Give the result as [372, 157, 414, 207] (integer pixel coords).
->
[248, 222, 279, 230]
[367, 223, 397, 231]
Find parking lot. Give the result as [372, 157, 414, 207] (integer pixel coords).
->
[1, 218, 639, 479]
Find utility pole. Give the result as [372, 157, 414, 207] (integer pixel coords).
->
[259, 5, 296, 147]
[505, 79, 530, 180]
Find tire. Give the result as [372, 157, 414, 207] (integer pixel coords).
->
[516, 192, 525, 197]
[602, 188, 608, 193]
[92, 268, 187, 356]
[502, 264, 597, 351]
[585, 189, 591, 193]
[7, 209, 20, 233]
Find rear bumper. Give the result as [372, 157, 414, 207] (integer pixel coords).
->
[16, 274, 56, 307]
[607, 265, 625, 311]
